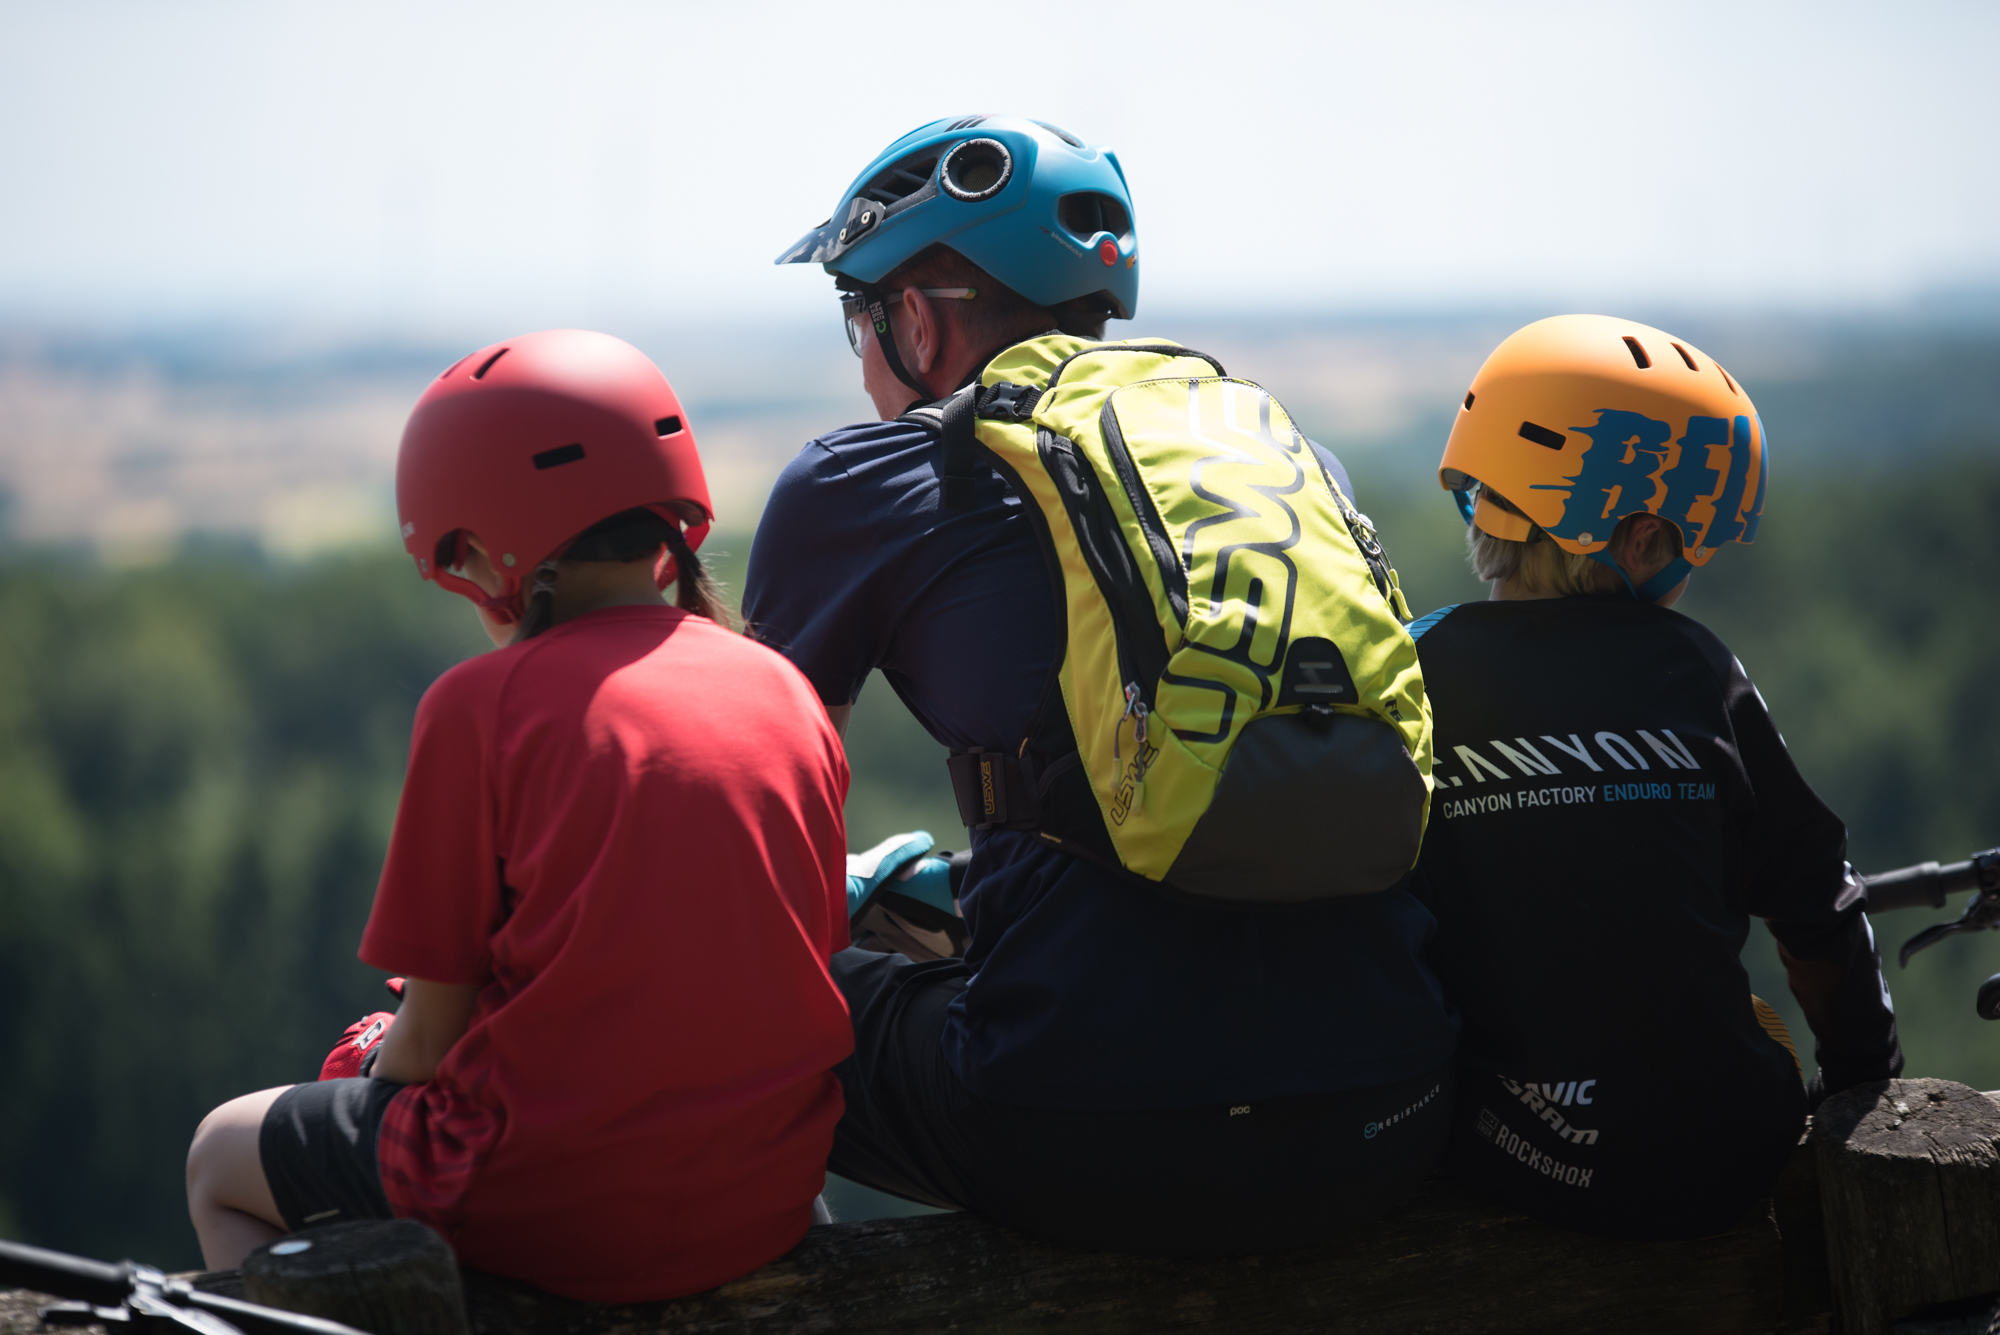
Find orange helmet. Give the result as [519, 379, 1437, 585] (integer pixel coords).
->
[1438, 314, 1766, 601]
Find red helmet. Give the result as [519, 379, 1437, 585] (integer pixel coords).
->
[396, 329, 712, 621]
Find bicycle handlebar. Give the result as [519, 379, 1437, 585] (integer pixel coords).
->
[1863, 858, 1995, 914]
[0, 1238, 130, 1306]
[0, 1237, 373, 1335]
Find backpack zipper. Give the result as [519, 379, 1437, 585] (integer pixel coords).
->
[1037, 428, 1172, 757]
[1097, 395, 1189, 628]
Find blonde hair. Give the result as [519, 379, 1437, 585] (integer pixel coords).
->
[1467, 486, 1682, 597]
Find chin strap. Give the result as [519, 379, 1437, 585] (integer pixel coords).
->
[1590, 551, 1691, 603]
[859, 283, 933, 402]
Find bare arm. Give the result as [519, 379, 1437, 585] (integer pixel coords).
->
[825, 703, 852, 739]
[371, 978, 479, 1085]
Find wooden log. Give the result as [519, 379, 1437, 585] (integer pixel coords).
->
[159, 1174, 1779, 1335]
[1812, 1078, 2000, 1335]
[242, 1218, 470, 1335]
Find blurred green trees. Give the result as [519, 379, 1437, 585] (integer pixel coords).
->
[0, 552, 485, 1265]
[0, 454, 1996, 1268]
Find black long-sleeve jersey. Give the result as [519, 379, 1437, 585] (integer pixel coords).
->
[1408, 596, 1901, 1240]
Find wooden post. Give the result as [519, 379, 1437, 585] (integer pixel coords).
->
[1812, 1077, 2000, 1334]
[241, 1219, 470, 1335]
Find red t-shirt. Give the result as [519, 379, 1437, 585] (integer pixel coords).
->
[359, 605, 852, 1302]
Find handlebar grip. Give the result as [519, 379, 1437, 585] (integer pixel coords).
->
[1864, 861, 1949, 913]
[0, 1238, 129, 1306]
[1864, 859, 1989, 913]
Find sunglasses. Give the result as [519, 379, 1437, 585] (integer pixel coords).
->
[840, 288, 978, 357]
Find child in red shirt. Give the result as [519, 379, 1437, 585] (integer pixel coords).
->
[186, 329, 853, 1301]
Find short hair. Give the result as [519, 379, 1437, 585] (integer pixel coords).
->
[848, 244, 1108, 356]
[1467, 486, 1683, 597]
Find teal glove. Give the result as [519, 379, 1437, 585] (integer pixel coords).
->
[893, 855, 958, 919]
[846, 831, 936, 920]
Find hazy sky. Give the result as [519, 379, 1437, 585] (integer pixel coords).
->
[1, 0, 1993, 332]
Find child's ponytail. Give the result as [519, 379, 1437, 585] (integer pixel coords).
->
[660, 521, 739, 632]
[511, 561, 561, 643]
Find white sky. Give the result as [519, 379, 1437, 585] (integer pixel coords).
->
[0, 0, 1994, 332]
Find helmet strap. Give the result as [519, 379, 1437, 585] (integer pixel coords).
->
[859, 283, 934, 404]
[1589, 550, 1691, 604]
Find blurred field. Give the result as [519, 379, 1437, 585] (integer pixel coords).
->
[0, 309, 1994, 1264]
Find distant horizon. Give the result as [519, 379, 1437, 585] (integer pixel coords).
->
[4, 277, 1997, 365]
[0, 300, 1991, 562]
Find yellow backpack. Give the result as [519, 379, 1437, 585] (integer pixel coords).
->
[932, 335, 1434, 905]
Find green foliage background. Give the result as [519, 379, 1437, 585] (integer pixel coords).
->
[0, 440, 1996, 1270]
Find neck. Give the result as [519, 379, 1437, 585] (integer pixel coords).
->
[919, 338, 1006, 401]
[549, 559, 667, 625]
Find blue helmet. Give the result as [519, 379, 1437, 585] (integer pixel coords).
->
[776, 115, 1139, 322]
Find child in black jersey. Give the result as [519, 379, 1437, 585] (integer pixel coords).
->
[1410, 314, 1901, 1240]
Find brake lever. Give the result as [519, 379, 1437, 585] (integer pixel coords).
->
[1902, 872, 2000, 967]
[39, 1266, 244, 1335]
[32, 1260, 371, 1335]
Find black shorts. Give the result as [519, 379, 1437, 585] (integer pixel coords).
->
[829, 947, 1454, 1256]
[259, 1078, 403, 1232]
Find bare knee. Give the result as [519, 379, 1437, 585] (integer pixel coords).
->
[187, 1087, 290, 1211]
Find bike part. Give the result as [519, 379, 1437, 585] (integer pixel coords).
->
[777, 116, 1138, 323]
[1437, 315, 1765, 603]
[0, 1239, 369, 1335]
[1978, 973, 2000, 1022]
[397, 329, 713, 625]
[1862, 850, 2000, 913]
[1869, 848, 2000, 967]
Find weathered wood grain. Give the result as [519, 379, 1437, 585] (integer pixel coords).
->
[243, 1220, 469, 1335]
[1813, 1078, 2000, 1335]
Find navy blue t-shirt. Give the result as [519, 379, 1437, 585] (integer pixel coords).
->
[742, 413, 1457, 1111]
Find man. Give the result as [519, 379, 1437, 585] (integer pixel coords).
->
[746, 116, 1457, 1255]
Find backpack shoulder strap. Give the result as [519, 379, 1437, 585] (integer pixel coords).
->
[938, 382, 1044, 510]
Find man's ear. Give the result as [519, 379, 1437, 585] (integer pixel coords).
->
[901, 286, 940, 378]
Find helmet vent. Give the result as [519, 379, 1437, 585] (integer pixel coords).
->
[1058, 192, 1132, 241]
[1717, 365, 1740, 395]
[1463, 392, 1475, 411]
[1670, 342, 1699, 371]
[532, 443, 586, 471]
[1518, 421, 1568, 451]
[439, 353, 473, 380]
[1034, 120, 1084, 147]
[872, 156, 938, 203]
[941, 138, 1014, 202]
[945, 115, 989, 132]
[473, 349, 510, 380]
[655, 415, 683, 437]
[1621, 337, 1652, 369]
